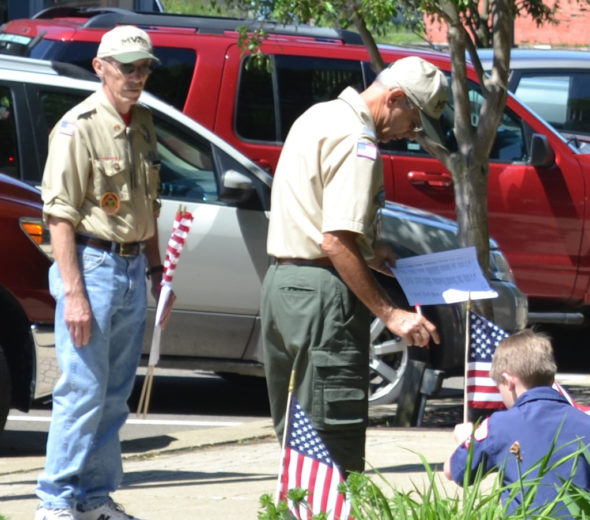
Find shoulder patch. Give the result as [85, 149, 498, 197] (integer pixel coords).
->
[462, 418, 490, 448]
[357, 141, 378, 160]
[58, 120, 77, 137]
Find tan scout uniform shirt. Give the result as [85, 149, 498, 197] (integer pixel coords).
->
[267, 87, 385, 259]
[42, 89, 160, 243]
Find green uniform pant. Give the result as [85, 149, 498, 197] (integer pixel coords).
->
[261, 263, 370, 474]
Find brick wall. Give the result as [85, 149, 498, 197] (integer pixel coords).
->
[425, 1, 590, 48]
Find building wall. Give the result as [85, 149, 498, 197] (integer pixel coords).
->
[425, 1, 590, 48]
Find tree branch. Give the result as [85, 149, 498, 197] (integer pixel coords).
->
[345, 0, 385, 73]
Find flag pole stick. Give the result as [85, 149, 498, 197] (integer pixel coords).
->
[137, 365, 154, 418]
[136, 368, 149, 418]
[143, 365, 155, 418]
[275, 369, 297, 505]
[463, 294, 472, 423]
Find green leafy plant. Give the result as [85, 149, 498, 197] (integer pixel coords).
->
[259, 441, 590, 520]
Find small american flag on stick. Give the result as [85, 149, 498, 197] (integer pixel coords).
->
[137, 206, 194, 418]
[467, 311, 508, 409]
[277, 397, 352, 520]
[467, 312, 590, 414]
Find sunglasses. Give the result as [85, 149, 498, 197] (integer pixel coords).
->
[105, 59, 154, 76]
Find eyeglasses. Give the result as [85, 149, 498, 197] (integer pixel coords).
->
[105, 59, 154, 76]
[403, 96, 423, 133]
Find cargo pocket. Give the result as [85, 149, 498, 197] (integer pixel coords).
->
[311, 348, 368, 430]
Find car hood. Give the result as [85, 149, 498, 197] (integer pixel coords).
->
[380, 200, 499, 258]
[0, 173, 43, 209]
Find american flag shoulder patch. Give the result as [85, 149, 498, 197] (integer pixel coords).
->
[59, 120, 77, 136]
[356, 141, 378, 160]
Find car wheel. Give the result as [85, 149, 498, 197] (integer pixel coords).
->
[0, 343, 11, 434]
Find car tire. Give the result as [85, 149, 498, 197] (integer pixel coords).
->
[369, 276, 461, 405]
[0, 343, 11, 434]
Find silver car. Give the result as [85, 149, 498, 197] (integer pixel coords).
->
[1, 54, 527, 415]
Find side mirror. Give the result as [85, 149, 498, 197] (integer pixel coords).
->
[219, 169, 254, 203]
[529, 133, 555, 168]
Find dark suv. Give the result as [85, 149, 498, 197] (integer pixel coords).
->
[0, 7, 588, 327]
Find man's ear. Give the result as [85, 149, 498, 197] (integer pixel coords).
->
[386, 87, 404, 107]
[92, 57, 104, 78]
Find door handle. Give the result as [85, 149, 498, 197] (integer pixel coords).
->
[407, 171, 453, 188]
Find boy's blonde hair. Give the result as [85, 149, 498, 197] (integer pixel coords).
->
[490, 329, 557, 387]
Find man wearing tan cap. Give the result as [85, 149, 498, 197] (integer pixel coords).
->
[36, 26, 172, 520]
[262, 56, 448, 475]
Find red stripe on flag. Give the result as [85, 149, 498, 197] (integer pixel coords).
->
[280, 446, 291, 501]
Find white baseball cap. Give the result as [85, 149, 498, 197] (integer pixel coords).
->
[379, 56, 450, 142]
[97, 25, 160, 64]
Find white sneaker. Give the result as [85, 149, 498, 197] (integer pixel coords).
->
[34, 507, 75, 520]
[75, 501, 145, 520]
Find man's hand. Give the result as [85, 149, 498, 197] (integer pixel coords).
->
[65, 292, 92, 347]
[149, 274, 176, 329]
[384, 308, 440, 347]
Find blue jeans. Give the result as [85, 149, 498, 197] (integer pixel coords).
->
[37, 245, 147, 510]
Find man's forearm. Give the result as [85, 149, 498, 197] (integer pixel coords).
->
[321, 230, 395, 324]
[321, 230, 439, 347]
[48, 217, 85, 297]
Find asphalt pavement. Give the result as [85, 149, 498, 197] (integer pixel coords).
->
[1, 374, 589, 520]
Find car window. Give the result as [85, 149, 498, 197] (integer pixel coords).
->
[0, 86, 18, 178]
[153, 116, 219, 203]
[514, 72, 590, 136]
[39, 90, 85, 130]
[235, 55, 365, 142]
[29, 40, 196, 112]
[382, 77, 526, 163]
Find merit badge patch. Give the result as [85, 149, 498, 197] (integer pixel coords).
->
[356, 141, 378, 160]
[58, 120, 77, 137]
[100, 192, 120, 216]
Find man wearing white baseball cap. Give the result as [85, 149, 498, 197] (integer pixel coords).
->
[262, 55, 448, 475]
[36, 25, 170, 520]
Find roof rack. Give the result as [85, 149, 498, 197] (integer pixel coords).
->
[32, 6, 364, 45]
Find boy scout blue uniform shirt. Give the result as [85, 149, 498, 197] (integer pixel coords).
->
[450, 386, 590, 516]
[42, 89, 160, 243]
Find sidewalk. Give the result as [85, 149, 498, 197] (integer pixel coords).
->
[0, 411, 458, 519]
[2, 374, 588, 519]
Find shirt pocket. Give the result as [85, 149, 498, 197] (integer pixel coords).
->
[92, 158, 131, 203]
[143, 159, 161, 200]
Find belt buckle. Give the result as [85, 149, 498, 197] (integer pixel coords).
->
[119, 243, 137, 257]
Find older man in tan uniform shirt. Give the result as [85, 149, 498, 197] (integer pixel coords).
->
[36, 26, 172, 520]
[262, 56, 448, 475]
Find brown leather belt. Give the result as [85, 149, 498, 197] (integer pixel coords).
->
[274, 257, 333, 267]
[76, 234, 143, 257]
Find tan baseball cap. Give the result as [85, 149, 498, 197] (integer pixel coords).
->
[97, 25, 160, 64]
[380, 56, 450, 142]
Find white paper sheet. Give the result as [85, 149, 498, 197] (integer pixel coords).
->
[389, 246, 498, 306]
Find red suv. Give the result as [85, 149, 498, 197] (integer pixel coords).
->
[2, 7, 590, 326]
